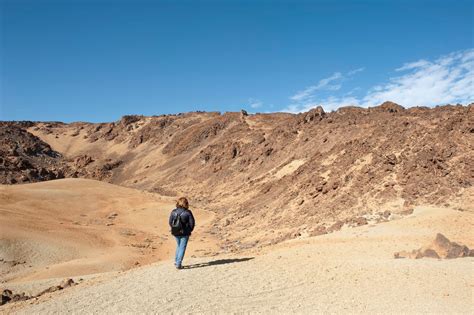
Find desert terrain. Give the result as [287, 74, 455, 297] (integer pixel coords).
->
[0, 179, 218, 283]
[2, 190, 473, 313]
[1, 103, 473, 312]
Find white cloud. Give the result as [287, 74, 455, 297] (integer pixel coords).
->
[348, 67, 365, 75]
[290, 72, 343, 102]
[282, 49, 473, 113]
[363, 49, 473, 107]
[289, 68, 365, 104]
[395, 60, 430, 71]
[248, 98, 263, 109]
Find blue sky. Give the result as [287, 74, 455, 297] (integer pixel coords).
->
[1, 0, 473, 122]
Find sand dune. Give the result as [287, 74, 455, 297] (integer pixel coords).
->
[0, 179, 218, 283]
[3, 200, 473, 313]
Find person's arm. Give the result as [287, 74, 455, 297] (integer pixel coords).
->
[169, 210, 175, 227]
[188, 210, 195, 231]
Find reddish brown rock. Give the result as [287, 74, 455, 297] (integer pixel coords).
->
[394, 233, 473, 259]
[309, 225, 327, 236]
[1, 103, 472, 249]
[327, 221, 344, 233]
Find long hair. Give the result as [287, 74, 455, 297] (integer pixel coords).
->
[176, 197, 189, 209]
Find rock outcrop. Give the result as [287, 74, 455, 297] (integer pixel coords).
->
[0, 124, 66, 184]
[394, 233, 474, 259]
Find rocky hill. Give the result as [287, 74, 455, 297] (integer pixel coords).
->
[0, 123, 66, 183]
[1, 102, 473, 251]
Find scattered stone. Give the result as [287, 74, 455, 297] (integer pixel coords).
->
[130, 243, 149, 248]
[309, 225, 327, 236]
[38, 285, 62, 295]
[120, 230, 136, 236]
[381, 210, 391, 219]
[59, 279, 76, 289]
[1, 290, 13, 305]
[394, 233, 474, 259]
[107, 212, 118, 219]
[347, 217, 368, 227]
[73, 155, 94, 168]
[327, 221, 344, 233]
[1, 279, 76, 306]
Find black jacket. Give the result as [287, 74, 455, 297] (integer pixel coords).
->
[169, 207, 195, 236]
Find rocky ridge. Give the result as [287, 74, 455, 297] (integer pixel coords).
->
[1, 102, 473, 251]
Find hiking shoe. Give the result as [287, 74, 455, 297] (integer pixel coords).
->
[175, 265, 183, 270]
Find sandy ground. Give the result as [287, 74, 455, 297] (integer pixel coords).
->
[0, 179, 219, 283]
[3, 203, 473, 314]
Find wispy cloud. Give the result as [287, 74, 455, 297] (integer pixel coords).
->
[290, 72, 343, 102]
[283, 67, 365, 112]
[248, 98, 263, 109]
[395, 60, 430, 71]
[348, 67, 365, 75]
[282, 49, 473, 113]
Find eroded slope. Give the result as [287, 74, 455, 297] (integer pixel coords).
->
[2, 103, 473, 250]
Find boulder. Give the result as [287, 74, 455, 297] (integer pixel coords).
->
[374, 101, 405, 113]
[430, 233, 471, 259]
[301, 106, 326, 123]
[394, 233, 473, 259]
[1, 290, 12, 305]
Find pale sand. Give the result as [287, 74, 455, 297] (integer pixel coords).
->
[4, 205, 473, 314]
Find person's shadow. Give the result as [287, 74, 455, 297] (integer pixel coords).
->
[183, 257, 254, 269]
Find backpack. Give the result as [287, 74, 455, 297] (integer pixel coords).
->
[171, 211, 185, 236]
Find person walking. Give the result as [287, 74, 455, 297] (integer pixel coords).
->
[169, 197, 195, 269]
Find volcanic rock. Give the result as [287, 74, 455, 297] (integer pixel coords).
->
[394, 233, 474, 259]
[1, 102, 473, 248]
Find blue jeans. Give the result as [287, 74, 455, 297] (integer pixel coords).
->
[174, 236, 189, 267]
